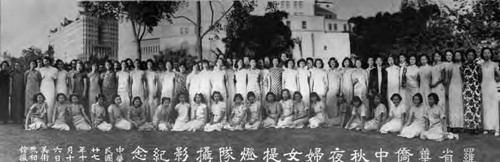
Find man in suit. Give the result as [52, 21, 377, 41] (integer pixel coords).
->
[368, 57, 388, 115]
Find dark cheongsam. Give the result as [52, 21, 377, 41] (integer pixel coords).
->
[25, 70, 41, 116]
[0, 70, 10, 121]
[460, 62, 482, 130]
[10, 70, 24, 121]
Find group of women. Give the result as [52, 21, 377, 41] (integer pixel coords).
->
[0, 47, 499, 141]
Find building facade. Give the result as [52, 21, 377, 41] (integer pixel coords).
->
[49, 12, 118, 62]
[119, 0, 351, 61]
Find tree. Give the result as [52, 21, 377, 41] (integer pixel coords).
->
[172, 1, 236, 60]
[223, 1, 293, 59]
[79, 1, 182, 60]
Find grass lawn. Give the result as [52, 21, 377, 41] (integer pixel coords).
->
[0, 124, 499, 162]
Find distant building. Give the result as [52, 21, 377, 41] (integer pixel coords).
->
[119, 0, 351, 61]
[49, 12, 118, 62]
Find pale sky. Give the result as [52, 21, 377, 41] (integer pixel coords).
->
[0, 0, 403, 57]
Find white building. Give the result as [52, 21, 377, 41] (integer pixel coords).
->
[119, 0, 351, 61]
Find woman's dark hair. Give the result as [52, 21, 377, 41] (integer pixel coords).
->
[56, 93, 67, 102]
[110, 95, 121, 104]
[428, 93, 439, 104]
[69, 94, 80, 103]
[466, 49, 477, 60]
[293, 91, 303, 100]
[286, 59, 295, 68]
[387, 55, 398, 65]
[132, 96, 142, 107]
[328, 57, 339, 68]
[161, 97, 171, 104]
[95, 93, 106, 102]
[265, 92, 276, 102]
[480, 47, 493, 60]
[32, 93, 46, 102]
[146, 59, 155, 70]
[306, 57, 314, 63]
[419, 54, 430, 66]
[235, 59, 244, 69]
[408, 54, 418, 65]
[341, 58, 352, 68]
[271, 57, 281, 67]
[281, 89, 291, 100]
[352, 96, 362, 105]
[247, 91, 256, 100]
[310, 92, 320, 102]
[453, 50, 465, 63]
[412, 93, 423, 105]
[443, 49, 454, 62]
[194, 93, 206, 103]
[233, 93, 244, 102]
[0, 61, 9, 68]
[42, 56, 52, 65]
[390, 93, 402, 101]
[431, 51, 443, 64]
[211, 91, 224, 101]
[297, 59, 306, 67]
[314, 59, 324, 68]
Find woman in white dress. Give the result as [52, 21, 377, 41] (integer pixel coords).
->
[108, 95, 132, 130]
[380, 93, 407, 134]
[55, 60, 68, 96]
[153, 97, 173, 131]
[326, 58, 342, 119]
[418, 55, 432, 107]
[352, 59, 369, 111]
[479, 48, 500, 136]
[205, 91, 227, 132]
[420, 93, 448, 141]
[39, 57, 58, 121]
[160, 61, 176, 103]
[244, 92, 262, 130]
[309, 92, 326, 128]
[211, 58, 228, 104]
[145, 60, 159, 121]
[345, 96, 367, 131]
[398, 55, 408, 108]
[117, 61, 131, 107]
[234, 59, 248, 100]
[276, 89, 293, 128]
[247, 59, 262, 103]
[386, 55, 401, 111]
[403, 55, 420, 111]
[363, 94, 387, 131]
[296, 59, 311, 105]
[310, 59, 328, 104]
[430, 52, 446, 110]
[282, 59, 299, 95]
[172, 93, 191, 131]
[185, 93, 208, 132]
[399, 93, 427, 138]
[130, 60, 146, 103]
[340, 58, 354, 104]
[198, 61, 213, 106]
[187, 64, 201, 105]
[446, 51, 464, 132]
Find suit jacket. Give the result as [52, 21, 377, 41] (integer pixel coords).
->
[369, 67, 388, 104]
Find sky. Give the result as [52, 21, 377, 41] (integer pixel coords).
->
[0, 0, 403, 57]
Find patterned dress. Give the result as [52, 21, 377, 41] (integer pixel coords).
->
[460, 62, 482, 130]
[87, 72, 101, 108]
[174, 72, 188, 101]
[25, 69, 42, 115]
[101, 71, 117, 107]
[269, 67, 284, 98]
[246, 68, 261, 101]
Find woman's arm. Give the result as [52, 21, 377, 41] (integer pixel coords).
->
[108, 106, 116, 124]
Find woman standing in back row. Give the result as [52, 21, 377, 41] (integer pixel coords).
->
[479, 48, 500, 136]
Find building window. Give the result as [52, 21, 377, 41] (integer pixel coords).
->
[298, 1, 303, 8]
[281, 1, 285, 8]
[302, 21, 307, 29]
[324, 46, 327, 50]
[344, 24, 347, 31]
[293, 1, 298, 8]
[326, 4, 330, 8]
[286, 1, 290, 8]
[184, 27, 189, 34]
[334, 24, 338, 31]
[328, 23, 332, 31]
[286, 21, 291, 26]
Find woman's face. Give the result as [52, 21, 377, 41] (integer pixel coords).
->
[343, 60, 350, 67]
[413, 96, 421, 105]
[445, 52, 453, 62]
[299, 61, 306, 68]
[216, 59, 223, 67]
[367, 58, 374, 66]
[329, 60, 336, 68]
[179, 95, 187, 102]
[307, 60, 313, 67]
[483, 49, 492, 60]
[293, 93, 302, 101]
[195, 95, 202, 103]
[30, 62, 36, 69]
[387, 57, 394, 66]
[353, 100, 361, 107]
[267, 94, 275, 102]
[399, 55, 406, 63]
[315, 60, 322, 68]
[214, 93, 221, 101]
[134, 99, 141, 107]
[121, 62, 127, 69]
[37, 60, 43, 67]
[57, 62, 64, 69]
[281, 53, 287, 60]
[420, 56, 428, 65]
[114, 97, 122, 105]
[310, 95, 318, 102]
[264, 57, 271, 65]
[77, 63, 83, 71]
[105, 62, 112, 70]
[428, 96, 435, 106]
[243, 57, 250, 65]
[355, 60, 362, 68]
[454, 52, 462, 62]
[114, 62, 120, 70]
[248, 95, 255, 102]
[250, 60, 257, 68]
[134, 61, 140, 68]
[202, 62, 209, 69]
[179, 65, 186, 73]
[282, 91, 290, 99]
[287, 61, 294, 68]
[163, 99, 170, 105]
[43, 59, 50, 67]
[467, 52, 475, 61]
[235, 97, 243, 104]
[71, 96, 79, 103]
[92, 65, 98, 72]
[392, 96, 401, 105]
[98, 97, 104, 105]
[376, 58, 383, 66]
[57, 95, 65, 102]
[374, 96, 381, 105]
[147, 62, 153, 69]
[433, 53, 441, 62]
[37, 95, 44, 103]
[237, 60, 244, 68]
[166, 62, 172, 70]
[272, 59, 279, 67]
[409, 56, 417, 65]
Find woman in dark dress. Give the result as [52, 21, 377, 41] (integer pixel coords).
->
[0, 61, 11, 124]
[25, 60, 42, 117]
[101, 60, 117, 108]
[460, 49, 483, 134]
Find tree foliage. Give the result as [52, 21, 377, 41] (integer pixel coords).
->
[223, 1, 293, 59]
[78, 1, 183, 60]
[5, 46, 51, 70]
